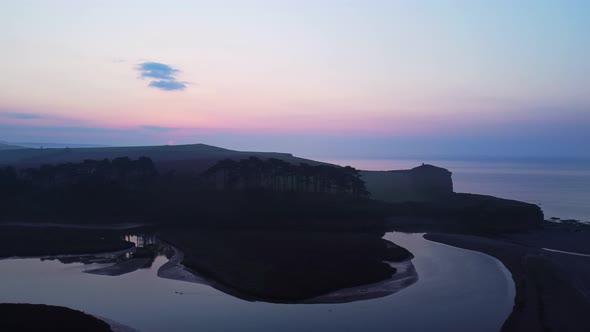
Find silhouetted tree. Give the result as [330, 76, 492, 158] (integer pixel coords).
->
[202, 158, 369, 198]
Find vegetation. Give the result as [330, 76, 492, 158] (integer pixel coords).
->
[387, 193, 544, 234]
[19, 156, 158, 187]
[0, 157, 383, 231]
[0, 304, 113, 332]
[0, 226, 133, 258]
[203, 157, 369, 197]
[160, 229, 411, 302]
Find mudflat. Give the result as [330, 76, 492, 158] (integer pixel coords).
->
[425, 231, 590, 332]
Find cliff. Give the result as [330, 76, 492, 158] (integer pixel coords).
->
[361, 164, 543, 232]
[361, 164, 453, 203]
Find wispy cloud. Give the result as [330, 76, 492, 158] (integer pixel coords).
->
[142, 125, 179, 132]
[0, 112, 43, 119]
[137, 62, 187, 91]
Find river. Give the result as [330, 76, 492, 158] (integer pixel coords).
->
[0, 232, 514, 332]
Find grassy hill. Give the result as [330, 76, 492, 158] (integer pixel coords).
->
[0, 143, 327, 173]
[0, 142, 25, 151]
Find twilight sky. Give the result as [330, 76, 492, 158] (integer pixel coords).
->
[1, 0, 589, 159]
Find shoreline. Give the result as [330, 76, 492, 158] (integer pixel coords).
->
[0, 246, 136, 261]
[424, 232, 590, 332]
[302, 258, 418, 304]
[157, 245, 211, 285]
[542, 247, 590, 258]
[84, 257, 150, 276]
[94, 315, 140, 332]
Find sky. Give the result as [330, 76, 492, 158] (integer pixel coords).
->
[0, 0, 589, 159]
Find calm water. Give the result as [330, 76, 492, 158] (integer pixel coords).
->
[0, 232, 514, 332]
[321, 158, 590, 222]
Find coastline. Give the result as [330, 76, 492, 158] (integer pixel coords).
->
[0, 246, 136, 261]
[424, 232, 590, 332]
[95, 316, 140, 332]
[157, 246, 211, 285]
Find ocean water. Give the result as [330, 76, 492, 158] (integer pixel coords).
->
[319, 158, 590, 223]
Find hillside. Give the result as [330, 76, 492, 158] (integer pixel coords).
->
[0, 142, 25, 151]
[0, 143, 326, 173]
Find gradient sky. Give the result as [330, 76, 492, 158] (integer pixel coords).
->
[1, 0, 589, 159]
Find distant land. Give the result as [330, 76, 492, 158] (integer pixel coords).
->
[0, 142, 25, 150]
[0, 142, 326, 173]
[3, 142, 110, 149]
[0, 142, 543, 233]
[3, 140, 589, 163]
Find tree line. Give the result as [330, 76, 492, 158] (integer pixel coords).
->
[1, 156, 369, 198]
[202, 157, 369, 197]
[1, 157, 158, 188]
[0, 156, 382, 229]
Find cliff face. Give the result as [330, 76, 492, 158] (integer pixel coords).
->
[361, 164, 453, 203]
[363, 164, 543, 232]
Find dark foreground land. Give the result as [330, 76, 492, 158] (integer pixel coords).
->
[425, 224, 590, 332]
[160, 229, 412, 302]
[0, 303, 113, 332]
[0, 225, 133, 258]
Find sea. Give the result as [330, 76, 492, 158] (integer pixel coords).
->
[317, 157, 590, 223]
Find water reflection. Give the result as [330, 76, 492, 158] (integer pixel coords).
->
[41, 233, 168, 275]
[124, 234, 157, 248]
